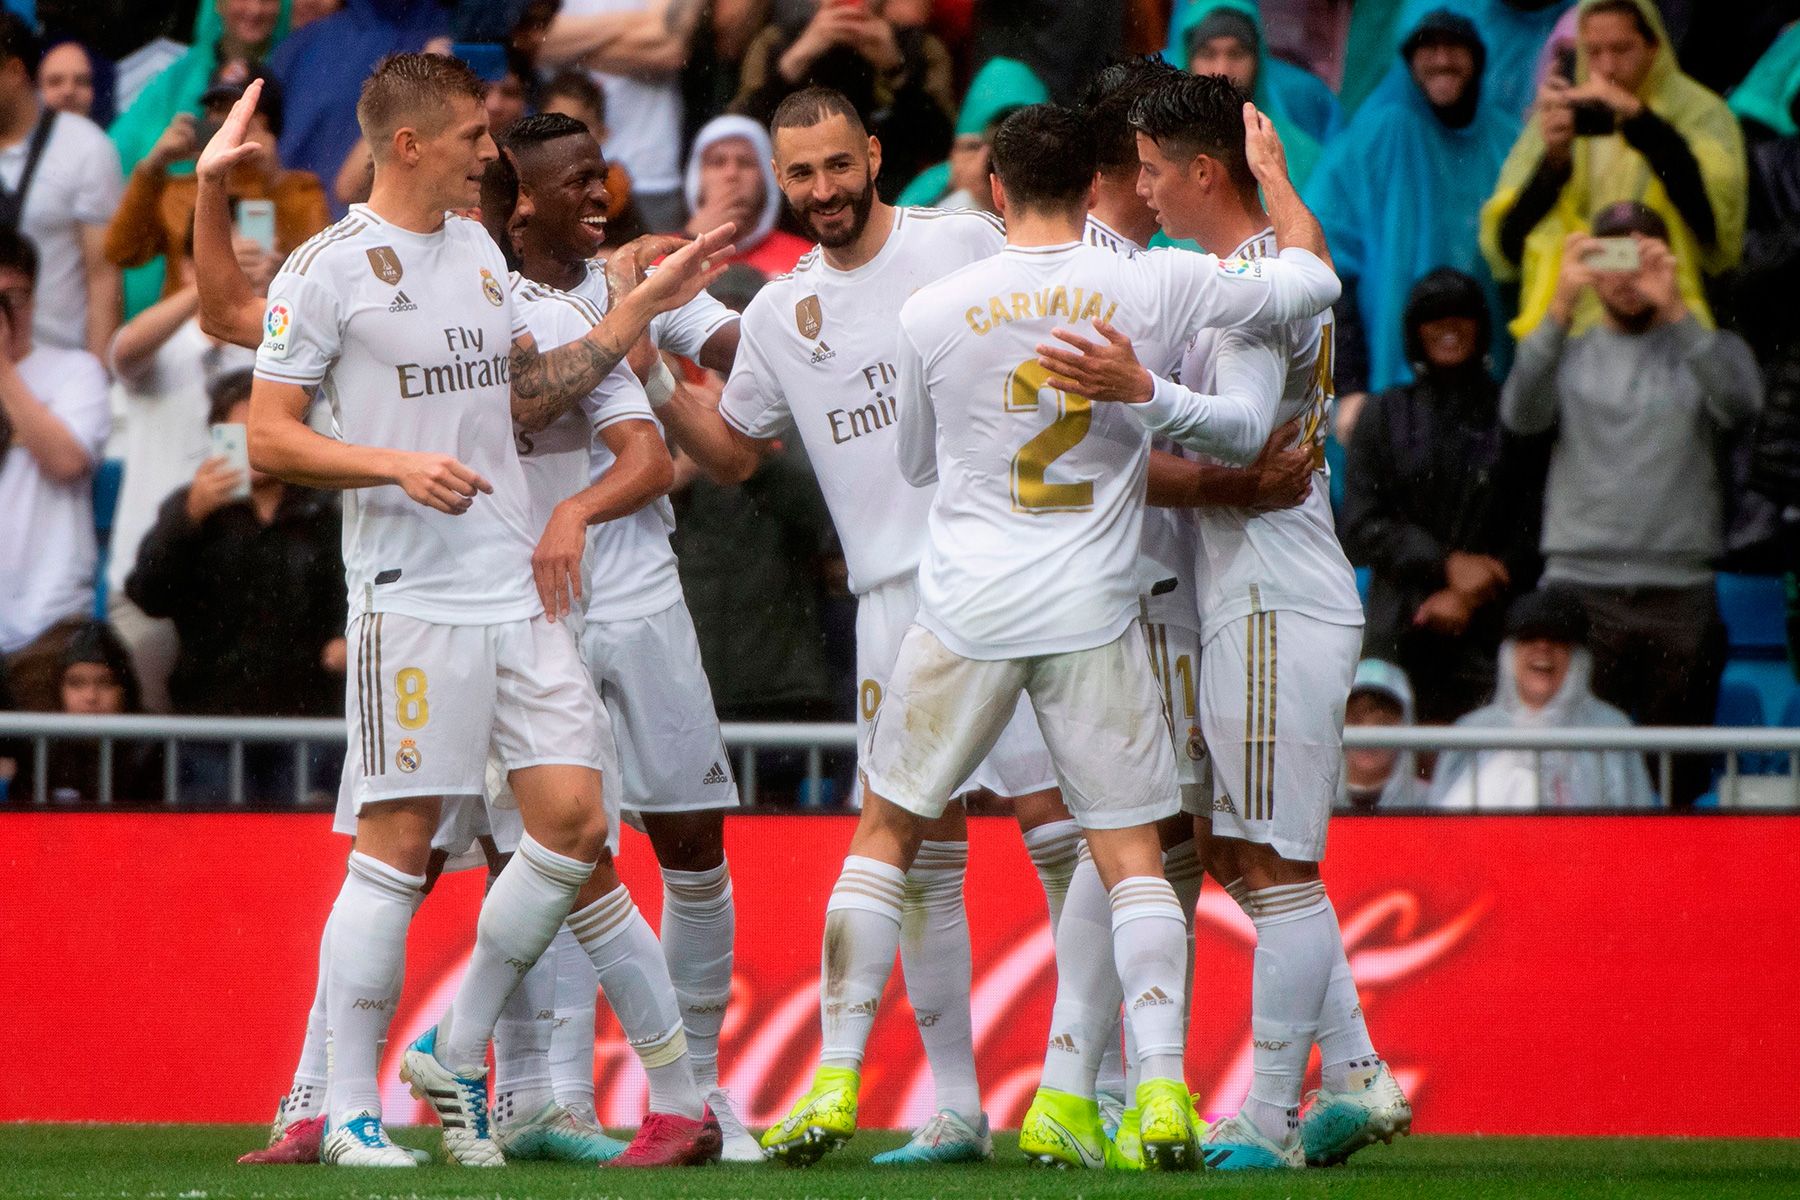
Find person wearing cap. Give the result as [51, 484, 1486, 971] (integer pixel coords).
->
[1338, 659, 1423, 810]
[1306, 9, 1520, 400]
[1428, 589, 1657, 808]
[1501, 201, 1760, 805]
[1344, 268, 1547, 725]
[104, 64, 328, 308]
[682, 114, 812, 278]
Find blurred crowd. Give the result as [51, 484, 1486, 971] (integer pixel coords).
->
[0, 0, 1797, 811]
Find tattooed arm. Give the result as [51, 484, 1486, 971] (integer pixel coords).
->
[509, 222, 736, 432]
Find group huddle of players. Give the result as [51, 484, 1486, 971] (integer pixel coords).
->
[196, 46, 1411, 1173]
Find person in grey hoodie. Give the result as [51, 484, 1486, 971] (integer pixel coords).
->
[1337, 658, 1424, 810]
[1500, 199, 1761, 805]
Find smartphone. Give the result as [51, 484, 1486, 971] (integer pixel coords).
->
[1553, 44, 1577, 83]
[210, 423, 252, 500]
[236, 199, 276, 253]
[1583, 236, 1641, 273]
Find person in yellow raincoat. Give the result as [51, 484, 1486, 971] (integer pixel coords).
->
[1478, 0, 1745, 338]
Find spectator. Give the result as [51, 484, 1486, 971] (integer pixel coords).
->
[105, 69, 327, 305]
[1344, 269, 1547, 724]
[0, 14, 124, 361]
[538, 68, 646, 245]
[540, 0, 709, 231]
[975, 0, 1124, 104]
[33, 620, 166, 805]
[1338, 659, 1423, 810]
[39, 40, 96, 119]
[683, 114, 812, 277]
[730, 0, 957, 203]
[1308, 10, 1520, 398]
[268, 0, 448, 219]
[0, 228, 112, 711]
[483, 55, 529, 135]
[124, 368, 346, 722]
[104, 232, 267, 713]
[1480, 0, 1747, 339]
[109, 1, 291, 177]
[1501, 202, 1762, 805]
[897, 55, 1048, 211]
[1428, 588, 1658, 808]
[1165, 0, 1333, 185]
[1344, 1, 1574, 123]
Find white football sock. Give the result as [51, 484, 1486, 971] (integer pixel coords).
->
[820, 855, 904, 1071]
[324, 851, 424, 1126]
[1316, 901, 1381, 1093]
[1163, 840, 1204, 1042]
[899, 840, 980, 1121]
[1021, 819, 1080, 932]
[1244, 880, 1334, 1145]
[1110, 876, 1188, 1085]
[493, 944, 556, 1125]
[1222, 876, 1252, 914]
[282, 909, 333, 1123]
[660, 862, 735, 1094]
[1069, 846, 1126, 1104]
[440, 835, 595, 1074]
[1038, 848, 1120, 1097]
[569, 884, 703, 1119]
[547, 926, 599, 1111]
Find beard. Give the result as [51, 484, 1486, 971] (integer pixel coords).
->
[794, 170, 876, 248]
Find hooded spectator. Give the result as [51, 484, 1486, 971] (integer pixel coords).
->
[1480, 0, 1747, 339]
[1428, 589, 1658, 809]
[32, 621, 166, 805]
[1339, 659, 1423, 810]
[897, 56, 1047, 211]
[1308, 9, 1520, 396]
[1344, 269, 1547, 724]
[1344, 1, 1573, 121]
[683, 115, 811, 277]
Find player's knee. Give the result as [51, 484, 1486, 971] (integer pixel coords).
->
[642, 810, 725, 871]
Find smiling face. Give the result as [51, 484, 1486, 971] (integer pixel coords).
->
[515, 133, 611, 262]
[1410, 41, 1476, 109]
[1418, 315, 1481, 369]
[1513, 638, 1573, 710]
[773, 113, 881, 249]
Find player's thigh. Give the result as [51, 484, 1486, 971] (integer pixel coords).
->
[964, 692, 1060, 803]
[581, 604, 739, 819]
[1145, 620, 1213, 819]
[853, 577, 922, 754]
[1200, 611, 1357, 865]
[862, 624, 1025, 823]
[1026, 621, 1181, 833]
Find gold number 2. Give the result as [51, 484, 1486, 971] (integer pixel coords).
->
[1005, 359, 1094, 513]
[395, 667, 430, 731]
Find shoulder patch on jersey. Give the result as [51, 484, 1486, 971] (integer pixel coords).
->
[366, 246, 403, 285]
[1218, 256, 1264, 278]
[795, 294, 822, 339]
[260, 299, 293, 354]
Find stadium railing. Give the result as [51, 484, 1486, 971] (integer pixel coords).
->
[3, 714, 1799, 809]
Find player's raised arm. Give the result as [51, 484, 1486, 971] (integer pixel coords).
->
[1242, 102, 1333, 270]
[193, 79, 271, 349]
[509, 223, 736, 431]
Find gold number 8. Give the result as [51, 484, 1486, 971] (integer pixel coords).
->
[396, 667, 429, 731]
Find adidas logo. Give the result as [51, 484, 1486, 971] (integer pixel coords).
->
[809, 340, 836, 364]
[1213, 793, 1237, 814]
[701, 761, 729, 785]
[1049, 1033, 1079, 1054]
[388, 290, 417, 312]
[1132, 986, 1175, 1011]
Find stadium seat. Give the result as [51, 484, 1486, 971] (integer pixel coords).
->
[1715, 679, 1765, 728]
[1723, 659, 1798, 730]
[1717, 572, 1786, 658]
[1783, 690, 1800, 730]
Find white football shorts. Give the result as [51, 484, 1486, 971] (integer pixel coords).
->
[1142, 617, 1212, 815]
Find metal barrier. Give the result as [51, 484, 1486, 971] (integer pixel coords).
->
[3, 714, 1799, 808]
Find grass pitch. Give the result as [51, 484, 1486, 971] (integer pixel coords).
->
[3, 1125, 1798, 1200]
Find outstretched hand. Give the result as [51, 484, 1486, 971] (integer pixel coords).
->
[635, 222, 737, 314]
[1036, 320, 1152, 404]
[605, 233, 691, 307]
[197, 78, 264, 185]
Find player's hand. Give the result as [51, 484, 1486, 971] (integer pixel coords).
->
[1444, 550, 1509, 601]
[320, 637, 348, 674]
[1246, 418, 1313, 511]
[634, 223, 736, 314]
[605, 233, 690, 305]
[1242, 103, 1291, 191]
[1414, 586, 1476, 636]
[196, 78, 264, 186]
[1036, 319, 1152, 404]
[185, 457, 244, 523]
[391, 450, 491, 515]
[532, 502, 587, 622]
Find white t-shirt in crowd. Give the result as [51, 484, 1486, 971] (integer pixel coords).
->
[106, 319, 254, 598]
[254, 206, 540, 627]
[0, 343, 111, 651]
[718, 206, 1006, 595]
[558, 0, 684, 194]
[0, 110, 125, 352]
[894, 237, 1342, 660]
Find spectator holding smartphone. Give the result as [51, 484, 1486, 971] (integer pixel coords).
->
[1480, 0, 1745, 339]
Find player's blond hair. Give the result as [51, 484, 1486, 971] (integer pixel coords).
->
[357, 53, 487, 160]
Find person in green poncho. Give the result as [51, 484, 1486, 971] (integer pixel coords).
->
[897, 55, 1048, 209]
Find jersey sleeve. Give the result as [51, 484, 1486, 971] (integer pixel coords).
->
[254, 271, 343, 386]
[717, 301, 792, 438]
[1149, 245, 1341, 343]
[893, 319, 938, 488]
[1132, 328, 1284, 465]
[648, 288, 738, 360]
[589, 361, 656, 431]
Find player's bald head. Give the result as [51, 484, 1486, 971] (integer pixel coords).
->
[358, 52, 487, 161]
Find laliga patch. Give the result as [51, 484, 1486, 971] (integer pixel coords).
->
[1218, 256, 1263, 278]
[480, 268, 505, 307]
[396, 738, 422, 773]
[261, 300, 292, 354]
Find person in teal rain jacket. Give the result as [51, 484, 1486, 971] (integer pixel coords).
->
[1345, 0, 1572, 122]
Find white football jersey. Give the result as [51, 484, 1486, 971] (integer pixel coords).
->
[571, 258, 738, 362]
[254, 206, 539, 626]
[1174, 231, 1362, 642]
[717, 206, 1006, 594]
[894, 237, 1342, 660]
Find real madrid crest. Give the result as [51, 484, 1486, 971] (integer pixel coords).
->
[366, 246, 404, 285]
[1186, 726, 1207, 762]
[480, 268, 505, 306]
[396, 738, 422, 773]
[795, 294, 822, 339]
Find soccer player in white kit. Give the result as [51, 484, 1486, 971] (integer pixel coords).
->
[1043, 74, 1413, 1170]
[759, 102, 1341, 1170]
[243, 55, 733, 1169]
[651, 87, 1080, 1165]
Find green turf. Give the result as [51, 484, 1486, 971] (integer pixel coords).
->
[3, 1126, 1797, 1200]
